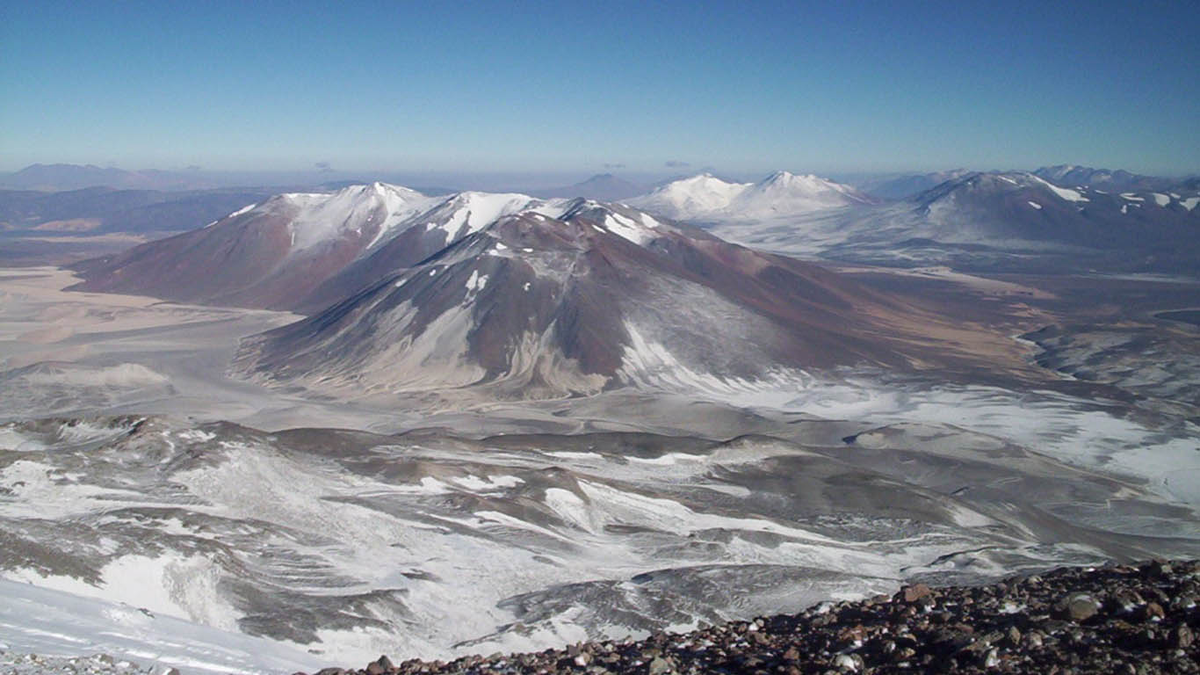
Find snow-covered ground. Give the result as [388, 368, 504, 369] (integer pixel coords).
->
[0, 580, 314, 674]
[1, 265, 1198, 673]
[1, 407, 1194, 671]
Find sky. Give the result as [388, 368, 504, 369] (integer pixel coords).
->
[1, 0, 1197, 179]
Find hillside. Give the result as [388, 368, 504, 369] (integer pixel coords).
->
[320, 559, 1200, 675]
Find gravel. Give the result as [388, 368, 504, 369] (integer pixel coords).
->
[308, 559, 1200, 675]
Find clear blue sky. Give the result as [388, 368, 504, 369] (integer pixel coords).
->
[2, 0, 1197, 177]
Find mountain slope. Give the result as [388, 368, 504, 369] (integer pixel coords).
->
[697, 171, 1200, 273]
[912, 171, 1198, 241]
[329, 561, 1200, 675]
[234, 199, 1034, 399]
[68, 184, 542, 310]
[1033, 164, 1171, 191]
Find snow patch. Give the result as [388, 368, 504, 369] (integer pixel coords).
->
[425, 193, 538, 242]
[543, 488, 597, 533]
[175, 429, 215, 443]
[1032, 176, 1089, 202]
[0, 427, 47, 452]
[604, 213, 653, 245]
[449, 475, 524, 492]
[280, 183, 433, 254]
[6, 554, 235, 629]
[0, 579, 314, 674]
[226, 203, 258, 219]
[464, 270, 489, 295]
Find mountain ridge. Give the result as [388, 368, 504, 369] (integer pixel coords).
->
[231, 195, 1039, 400]
[627, 171, 874, 221]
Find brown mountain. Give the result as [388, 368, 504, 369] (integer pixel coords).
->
[233, 198, 1034, 399]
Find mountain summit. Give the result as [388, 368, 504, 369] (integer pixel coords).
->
[731, 171, 876, 217]
[68, 181, 1043, 401]
[535, 174, 644, 201]
[627, 171, 873, 221]
[69, 183, 540, 310]
[626, 173, 750, 219]
[1032, 165, 1169, 191]
[231, 194, 1027, 399]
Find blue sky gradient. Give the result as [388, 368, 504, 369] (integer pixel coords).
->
[2, 0, 1197, 176]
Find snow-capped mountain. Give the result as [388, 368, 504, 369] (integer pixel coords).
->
[627, 171, 872, 221]
[69, 183, 543, 310]
[909, 171, 1200, 245]
[625, 173, 751, 220]
[1032, 165, 1171, 192]
[61, 179, 1052, 400]
[694, 170, 1200, 273]
[730, 170, 876, 217]
[233, 196, 1022, 399]
[68, 174, 880, 313]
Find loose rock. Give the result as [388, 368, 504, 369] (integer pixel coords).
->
[322, 559, 1200, 675]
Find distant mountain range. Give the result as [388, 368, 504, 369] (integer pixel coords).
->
[693, 170, 1200, 273]
[852, 166, 1186, 201]
[45, 162, 1200, 399]
[854, 169, 976, 200]
[0, 185, 280, 235]
[0, 164, 222, 192]
[48, 160, 1200, 282]
[1031, 164, 1174, 192]
[532, 173, 645, 201]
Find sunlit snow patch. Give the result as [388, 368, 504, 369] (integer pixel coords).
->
[1032, 176, 1088, 202]
[0, 579, 315, 675]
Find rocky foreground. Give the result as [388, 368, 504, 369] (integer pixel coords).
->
[312, 560, 1199, 675]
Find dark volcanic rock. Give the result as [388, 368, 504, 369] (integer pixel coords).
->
[321, 559, 1200, 675]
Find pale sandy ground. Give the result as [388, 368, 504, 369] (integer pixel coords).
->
[1, 266, 1196, 507]
[0, 267, 418, 431]
[842, 264, 1057, 300]
[0, 267, 806, 435]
